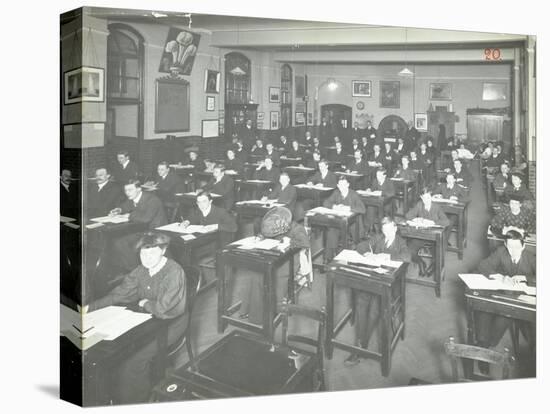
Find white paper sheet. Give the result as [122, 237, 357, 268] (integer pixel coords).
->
[334, 249, 402, 268]
[307, 206, 353, 217]
[90, 214, 129, 224]
[295, 184, 334, 191]
[458, 273, 535, 294]
[156, 223, 217, 234]
[86, 222, 105, 229]
[60, 216, 76, 223]
[357, 190, 382, 197]
[231, 236, 281, 250]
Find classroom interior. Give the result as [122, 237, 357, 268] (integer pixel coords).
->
[60, 6, 537, 406]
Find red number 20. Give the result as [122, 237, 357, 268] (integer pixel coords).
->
[484, 48, 501, 61]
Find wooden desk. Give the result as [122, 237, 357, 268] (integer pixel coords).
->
[304, 210, 361, 269]
[325, 260, 407, 376]
[357, 191, 395, 223]
[155, 330, 317, 400]
[295, 185, 335, 207]
[279, 156, 303, 168]
[464, 289, 535, 354]
[174, 192, 223, 215]
[60, 313, 164, 406]
[390, 178, 416, 216]
[235, 179, 274, 201]
[234, 201, 283, 226]
[398, 224, 446, 297]
[432, 199, 469, 259]
[216, 245, 298, 340]
[284, 166, 315, 184]
[170, 164, 197, 192]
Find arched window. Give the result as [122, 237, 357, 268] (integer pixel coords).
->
[225, 52, 251, 104]
[281, 64, 293, 129]
[107, 25, 143, 100]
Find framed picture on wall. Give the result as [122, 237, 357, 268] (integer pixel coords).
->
[380, 81, 400, 108]
[204, 70, 220, 93]
[414, 113, 428, 131]
[482, 82, 507, 100]
[429, 83, 452, 100]
[270, 111, 280, 130]
[307, 113, 313, 126]
[202, 119, 219, 138]
[206, 96, 215, 111]
[269, 87, 280, 103]
[257, 112, 265, 121]
[352, 80, 372, 97]
[295, 112, 305, 126]
[64, 66, 104, 105]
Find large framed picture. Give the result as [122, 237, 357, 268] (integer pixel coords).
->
[158, 27, 200, 75]
[269, 87, 280, 103]
[63, 66, 104, 105]
[204, 70, 220, 93]
[430, 83, 452, 100]
[270, 111, 280, 130]
[380, 81, 400, 108]
[202, 119, 219, 138]
[295, 112, 305, 126]
[206, 96, 216, 111]
[482, 82, 507, 101]
[414, 113, 428, 131]
[352, 80, 372, 97]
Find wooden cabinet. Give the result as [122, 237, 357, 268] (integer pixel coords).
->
[224, 103, 258, 138]
[466, 114, 504, 145]
[427, 110, 455, 148]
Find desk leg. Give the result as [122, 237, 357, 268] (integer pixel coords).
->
[380, 287, 391, 377]
[264, 264, 275, 341]
[400, 266, 406, 340]
[325, 271, 335, 359]
[216, 252, 227, 333]
[288, 253, 296, 304]
[457, 212, 464, 260]
[465, 299, 476, 378]
[342, 220, 349, 249]
[435, 237, 442, 298]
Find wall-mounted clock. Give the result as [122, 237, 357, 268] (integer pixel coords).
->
[356, 101, 365, 110]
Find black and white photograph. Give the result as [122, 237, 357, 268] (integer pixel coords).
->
[55, 3, 541, 411]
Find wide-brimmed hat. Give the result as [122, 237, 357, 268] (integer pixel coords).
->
[261, 206, 292, 238]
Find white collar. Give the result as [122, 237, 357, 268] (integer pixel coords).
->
[148, 256, 168, 277]
[61, 181, 70, 191]
[133, 191, 143, 205]
[201, 205, 212, 217]
[97, 181, 109, 190]
[122, 160, 130, 169]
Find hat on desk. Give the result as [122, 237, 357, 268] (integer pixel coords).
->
[261, 206, 292, 238]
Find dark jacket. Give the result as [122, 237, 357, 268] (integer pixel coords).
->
[356, 234, 410, 262]
[120, 191, 167, 229]
[309, 171, 338, 188]
[113, 160, 139, 184]
[88, 180, 123, 217]
[434, 183, 468, 201]
[323, 189, 366, 214]
[205, 174, 235, 210]
[478, 246, 536, 286]
[188, 204, 237, 234]
[267, 183, 297, 213]
[156, 171, 185, 202]
[369, 178, 396, 197]
[254, 167, 281, 183]
[405, 201, 450, 227]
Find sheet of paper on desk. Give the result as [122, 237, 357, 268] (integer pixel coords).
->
[357, 190, 382, 197]
[90, 214, 130, 224]
[432, 198, 458, 204]
[156, 223, 216, 234]
[518, 295, 536, 305]
[60, 216, 76, 223]
[64, 222, 80, 229]
[334, 249, 401, 268]
[86, 222, 105, 229]
[232, 236, 281, 250]
[295, 184, 333, 190]
[181, 234, 196, 241]
[99, 311, 152, 341]
[245, 179, 271, 184]
[458, 274, 534, 294]
[308, 206, 352, 217]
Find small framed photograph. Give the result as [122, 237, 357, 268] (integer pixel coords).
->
[352, 80, 372, 97]
[482, 82, 507, 101]
[204, 70, 220, 94]
[430, 83, 452, 100]
[380, 81, 400, 108]
[206, 96, 215, 111]
[257, 112, 265, 121]
[270, 111, 280, 130]
[64, 66, 104, 105]
[202, 119, 219, 138]
[269, 87, 280, 103]
[295, 112, 305, 126]
[414, 113, 428, 131]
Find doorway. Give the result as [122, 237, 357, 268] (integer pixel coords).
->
[320, 104, 352, 143]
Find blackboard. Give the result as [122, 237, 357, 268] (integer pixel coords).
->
[155, 77, 190, 133]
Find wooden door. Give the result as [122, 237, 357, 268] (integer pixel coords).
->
[320, 104, 352, 142]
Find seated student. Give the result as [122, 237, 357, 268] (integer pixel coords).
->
[367, 143, 384, 169]
[239, 207, 310, 321]
[480, 141, 494, 159]
[349, 137, 361, 156]
[285, 139, 305, 159]
[346, 149, 371, 187]
[181, 192, 237, 247]
[433, 172, 468, 202]
[234, 139, 248, 162]
[186, 149, 206, 171]
[344, 217, 410, 366]
[393, 155, 417, 181]
[254, 157, 281, 183]
[503, 170, 534, 209]
[265, 142, 281, 167]
[449, 159, 473, 187]
[277, 134, 291, 153]
[382, 142, 398, 175]
[85, 232, 187, 404]
[307, 159, 338, 188]
[311, 136, 326, 158]
[60, 169, 79, 219]
[225, 148, 245, 176]
[328, 141, 348, 167]
[475, 230, 536, 354]
[305, 149, 322, 170]
[409, 150, 422, 171]
[110, 180, 168, 272]
[113, 150, 139, 184]
[322, 176, 366, 263]
[228, 132, 239, 152]
[394, 137, 408, 159]
[405, 187, 450, 277]
[262, 172, 297, 214]
[417, 142, 435, 185]
[203, 164, 235, 210]
[145, 161, 185, 203]
[485, 146, 505, 169]
[302, 130, 314, 150]
[490, 194, 535, 238]
[364, 168, 396, 233]
[492, 162, 511, 191]
[250, 138, 267, 158]
[87, 167, 123, 218]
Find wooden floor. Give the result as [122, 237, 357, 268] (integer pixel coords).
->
[176, 164, 535, 392]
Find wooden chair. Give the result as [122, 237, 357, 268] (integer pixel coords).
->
[151, 265, 202, 383]
[444, 336, 515, 381]
[278, 298, 328, 391]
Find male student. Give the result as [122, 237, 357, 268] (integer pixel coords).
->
[186, 149, 206, 171]
[364, 168, 395, 233]
[433, 172, 468, 202]
[344, 217, 410, 366]
[203, 164, 235, 210]
[305, 150, 322, 170]
[405, 187, 450, 277]
[225, 148, 245, 176]
[485, 146, 505, 169]
[60, 169, 79, 219]
[110, 179, 168, 272]
[417, 142, 435, 185]
[405, 120, 420, 149]
[277, 134, 291, 153]
[347, 149, 371, 184]
[393, 155, 417, 181]
[475, 230, 536, 353]
[492, 162, 511, 191]
[181, 192, 237, 247]
[322, 176, 366, 263]
[285, 139, 305, 159]
[490, 194, 535, 238]
[328, 141, 348, 167]
[87, 167, 123, 218]
[265, 142, 281, 167]
[365, 120, 378, 144]
[307, 159, 338, 188]
[250, 138, 267, 158]
[450, 159, 473, 188]
[262, 172, 297, 214]
[240, 119, 256, 150]
[234, 139, 248, 162]
[113, 150, 139, 184]
[254, 157, 281, 183]
[146, 161, 184, 203]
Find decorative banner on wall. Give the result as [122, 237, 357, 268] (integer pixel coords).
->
[159, 27, 201, 75]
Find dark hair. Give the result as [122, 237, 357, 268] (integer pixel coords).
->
[96, 167, 110, 174]
[318, 158, 328, 166]
[338, 175, 349, 183]
[135, 231, 170, 250]
[117, 150, 130, 158]
[504, 230, 525, 245]
[376, 167, 387, 176]
[125, 179, 141, 188]
[197, 191, 213, 201]
[158, 161, 169, 168]
[213, 163, 225, 172]
[280, 172, 290, 179]
[419, 186, 432, 196]
[381, 216, 396, 226]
